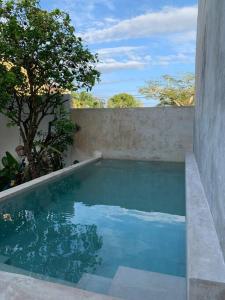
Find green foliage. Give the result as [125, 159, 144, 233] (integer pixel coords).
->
[35, 108, 80, 174]
[139, 74, 195, 106]
[0, 152, 20, 191]
[0, 0, 100, 179]
[72, 91, 104, 108]
[107, 93, 141, 108]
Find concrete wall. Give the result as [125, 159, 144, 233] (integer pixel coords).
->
[71, 107, 194, 162]
[194, 0, 225, 258]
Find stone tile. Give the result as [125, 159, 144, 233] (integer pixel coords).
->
[186, 153, 225, 299]
[77, 273, 112, 295]
[0, 263, 80, 288]
[0, 271, 119, 300]
[186, 153, 225, 284]
[110, 284, 177, 300]
[108, 266, 186, 300]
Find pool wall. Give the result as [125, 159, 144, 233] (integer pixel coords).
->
[71, 107, 194, 163]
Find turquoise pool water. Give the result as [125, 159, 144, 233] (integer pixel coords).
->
[0, 160, 185, 284]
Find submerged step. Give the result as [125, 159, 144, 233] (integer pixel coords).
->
[0, 255, 10, 264]
[77, 273, 113, 295]
[108, 266, 186, 300]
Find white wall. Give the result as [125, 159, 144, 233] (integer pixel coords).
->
[0, 114, 20, 163]
[71, 107, 194, 162]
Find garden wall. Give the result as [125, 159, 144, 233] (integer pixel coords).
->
[71, 107, 194, 162]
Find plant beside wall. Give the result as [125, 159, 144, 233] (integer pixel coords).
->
[0, 152, 22, 191]
[0, 0, 100, 180]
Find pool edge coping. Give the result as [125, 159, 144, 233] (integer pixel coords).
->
[185, 152, 225, 299]
[0, 154, 102, 203]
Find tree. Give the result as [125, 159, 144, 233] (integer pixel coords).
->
[107, 93, 141, 108]
[139, 74, 195, 106]
[0, 0, 100, 179]
[71, 91, 104, 108]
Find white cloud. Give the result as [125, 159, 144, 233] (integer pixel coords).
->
[53, 0, 115, 32]
[82, 5, 198, 43]
[97, 58, 151, 72]
[170, 30, 197, 44]
[103, 17, 119, 24]
[156, 54, 194, 66]
[62, 0, 114, 12]
[96, 46, 151, 72]
[95, 43, 195, 73]
[97, 51, 195, 72]
[97, 46, 145, 57]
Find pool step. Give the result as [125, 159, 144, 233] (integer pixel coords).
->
[0, 270, 120, 300]
[77, 273, 113, 295]
[0, 255, 10, 264]
[108, 266, 186, 300]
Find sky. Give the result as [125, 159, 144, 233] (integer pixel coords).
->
[40, 0, 198, 106]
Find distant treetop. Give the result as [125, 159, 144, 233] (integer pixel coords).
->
[71, 91, 104, 108]
[107, 93, 141, 108]
[139, 74, 195, 106]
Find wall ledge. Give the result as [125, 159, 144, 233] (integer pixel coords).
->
[186, 153, 225, 299]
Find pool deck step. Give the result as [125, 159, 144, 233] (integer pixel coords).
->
[108, 266, 186, 300]
[77, 273, 113, 295]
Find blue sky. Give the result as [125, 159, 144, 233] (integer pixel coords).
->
[40, 0, 198, 106]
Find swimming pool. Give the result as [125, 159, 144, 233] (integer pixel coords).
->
[0, 159, 186, 297]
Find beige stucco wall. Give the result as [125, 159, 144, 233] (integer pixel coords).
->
[71, 107, 194, 162]
[1, 106, 194, 165]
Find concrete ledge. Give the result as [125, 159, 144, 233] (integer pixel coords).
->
[185, 153, 225, 299]
[0, 154, 101, 203]
[0, 271, 119, 300]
